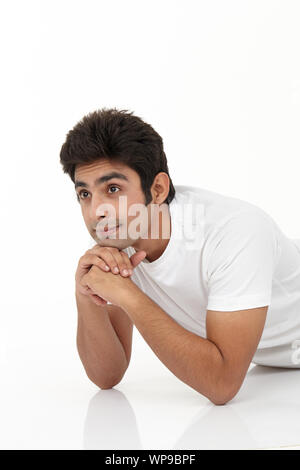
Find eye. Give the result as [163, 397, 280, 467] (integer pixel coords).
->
[108, 185, 120, 194]
[77, 185, 120, 201]
[78, 190, 90, 200]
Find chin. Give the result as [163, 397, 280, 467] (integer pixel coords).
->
[95, 236, 121, 246]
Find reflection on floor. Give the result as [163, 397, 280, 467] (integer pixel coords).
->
[83, 364, 300, 450]
[0, 342, 300, 450]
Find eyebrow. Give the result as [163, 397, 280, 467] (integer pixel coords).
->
[74, 171, 129, 190]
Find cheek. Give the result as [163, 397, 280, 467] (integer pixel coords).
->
[81, 211, 90, 228]
[128, 212, 150, 235]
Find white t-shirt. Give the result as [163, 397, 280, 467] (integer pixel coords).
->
[123, 184, 300, 368]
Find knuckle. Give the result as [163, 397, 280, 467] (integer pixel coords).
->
[95, 256, 105, 267]
[93, 253, 106, 264]
[90, 245, 104, 254]
[107, 246, 121, 255]
[121, 252, 133, 267]
[101, 248, 111, 257]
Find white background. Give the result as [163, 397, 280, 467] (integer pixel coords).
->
[0, 0, 300, 449]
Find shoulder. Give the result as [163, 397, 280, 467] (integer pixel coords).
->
[173, 184, 273, 238]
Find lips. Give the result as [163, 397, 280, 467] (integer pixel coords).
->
[95, 220, 119, 232]
[103, 224, 119, 232]
[96, 224, 120, 235]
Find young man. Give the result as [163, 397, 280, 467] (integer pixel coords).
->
[60, 107, 300, 405]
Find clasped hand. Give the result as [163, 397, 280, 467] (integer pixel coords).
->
[75, 244, 146, 307]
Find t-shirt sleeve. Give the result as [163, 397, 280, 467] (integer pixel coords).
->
[206, 210, 278, 311]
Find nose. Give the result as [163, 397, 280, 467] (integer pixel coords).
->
[90, 194, 117, 228]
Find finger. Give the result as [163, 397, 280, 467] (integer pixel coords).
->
[85, 286, 107, 305]
[87, 246, 119, 270]
[81, 254, 111, 273]
[90, 294, 107, 306]
[107, 249, 134, 276]
[129, 250, 147, 268]
[88, 246, 132, 277]
[119, 251, 136, 276]
[77, 284, 92, 296]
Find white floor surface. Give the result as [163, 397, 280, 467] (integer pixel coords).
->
[0, 299, 300, 450]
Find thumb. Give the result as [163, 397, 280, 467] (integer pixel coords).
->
[130, 250, 147, 268]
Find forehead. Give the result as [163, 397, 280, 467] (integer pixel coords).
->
[74, 159, 131, 179]
[74, 159, 143, 191]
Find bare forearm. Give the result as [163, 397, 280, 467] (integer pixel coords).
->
[76, 293, 128, 388]
[121, 287, 226, 403]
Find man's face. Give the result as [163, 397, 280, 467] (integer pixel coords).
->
[74, 159, 153, 249]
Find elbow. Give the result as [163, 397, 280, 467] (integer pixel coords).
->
[209, 390, 237, 406]
[98, 380, 122, 390]
[209, 394, 233, 406]
[207, 367, 244, 405]
[90, 375, 123, 390]
[207, 381, 241, 406]
[86, 369, 125, 390]
[97, 370, 126, 389]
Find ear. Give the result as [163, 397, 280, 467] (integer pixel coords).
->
[151, 172, 170, 204]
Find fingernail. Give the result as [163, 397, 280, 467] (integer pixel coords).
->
[113, 267, 119, 273]
[122, 269, 128, 275]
